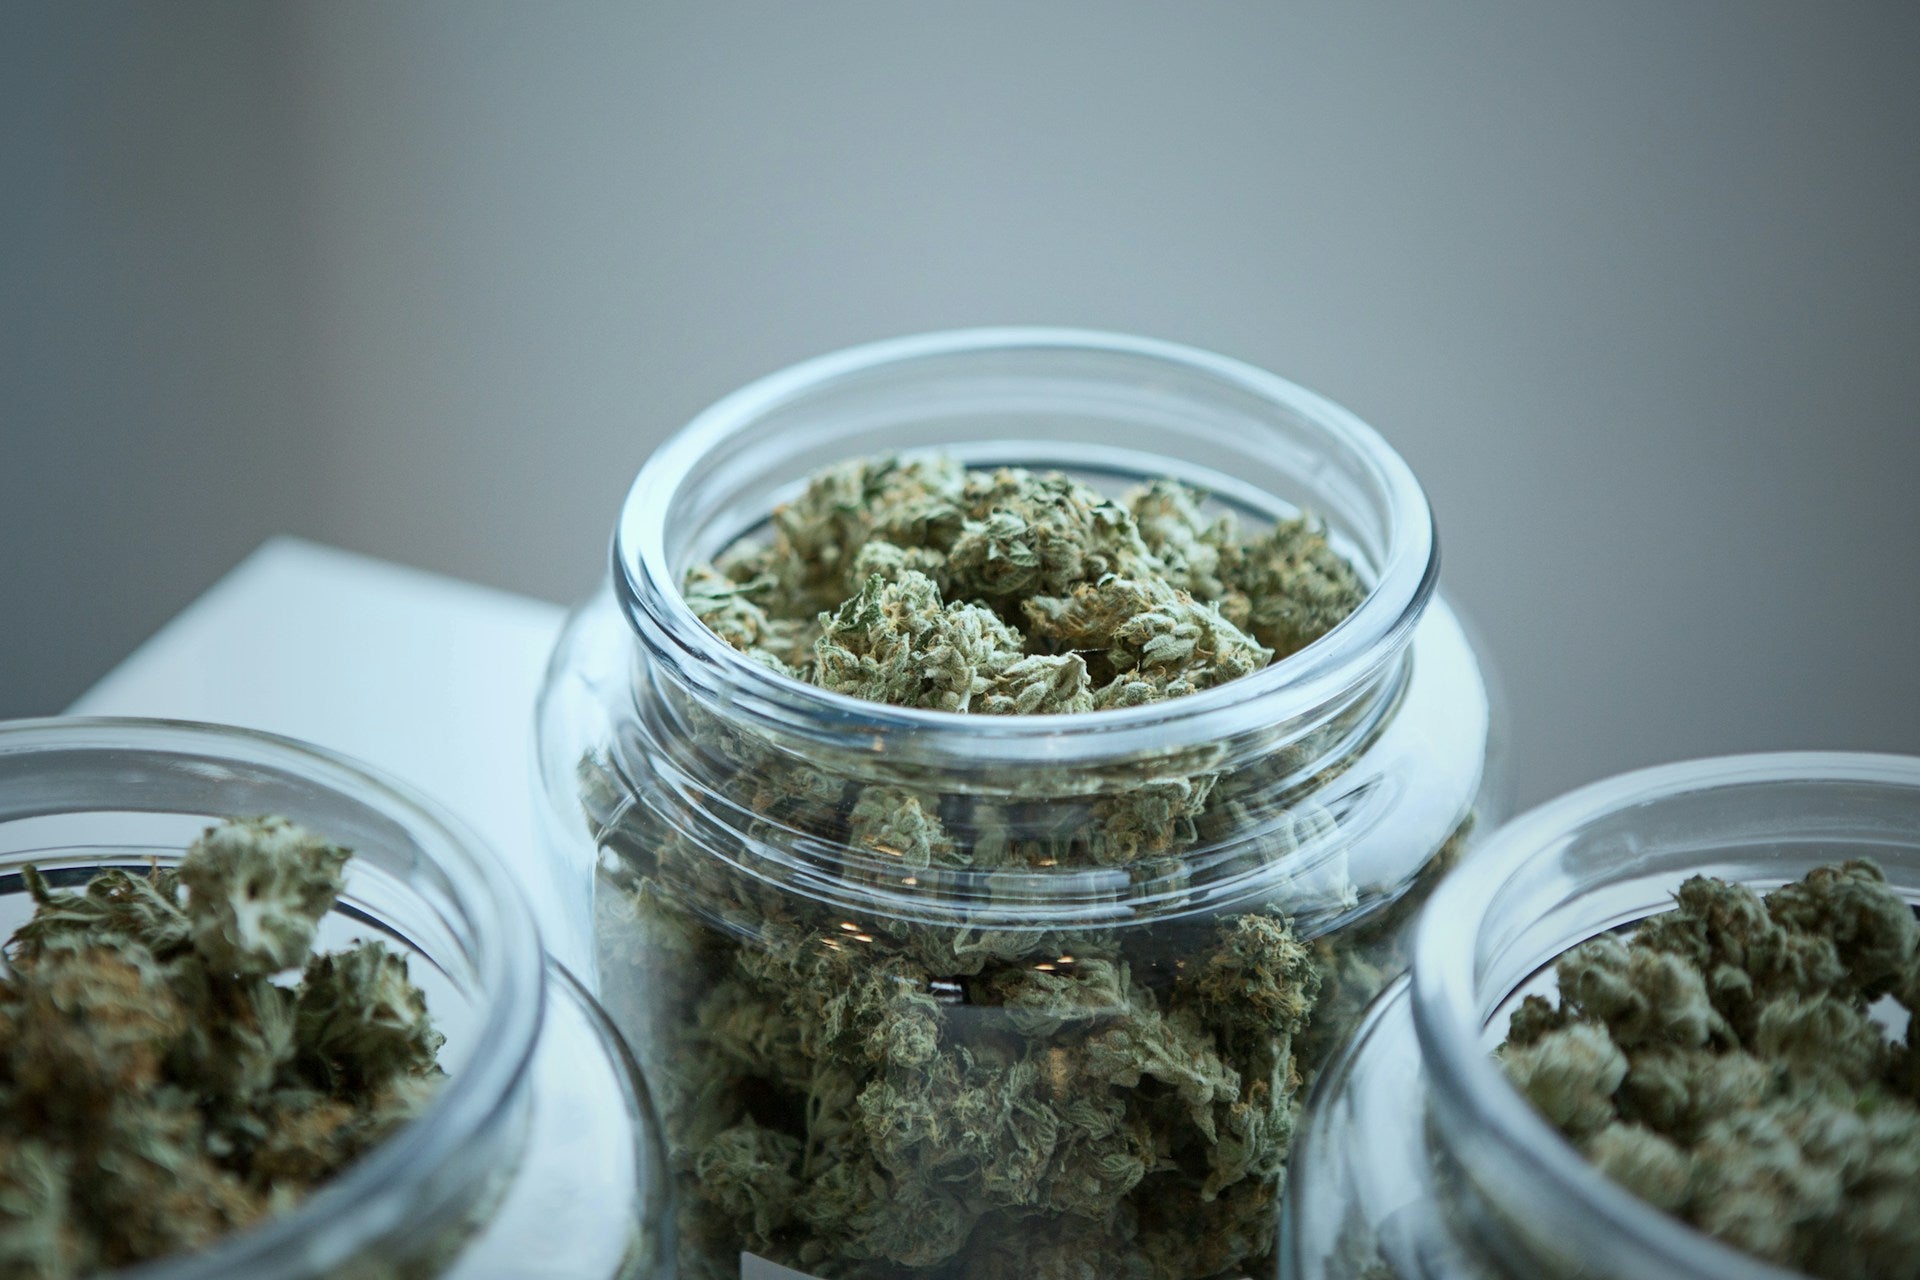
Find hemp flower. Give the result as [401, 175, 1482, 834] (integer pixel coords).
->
[814, 571, 1025, 711]
[1218, 515, 1364, 658]
[1498, 859, 1920, 1278]
[0, 818, 446, 1278]
[178, 815, 349, 976]
[689, 455, 1355, 711]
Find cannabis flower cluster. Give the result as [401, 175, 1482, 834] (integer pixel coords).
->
[1501, 860, 1920, 1280]
[0, 817, 444, 1278]
[686, 455, 1361, 709]
[585, 453, 1475, 1280]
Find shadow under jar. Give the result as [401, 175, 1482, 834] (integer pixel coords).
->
[1282, 752, 1920, 1280]
[0, 717, 673, 1280]
[536, 329, 1498, 1280]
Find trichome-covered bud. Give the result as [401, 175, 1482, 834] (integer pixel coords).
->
[295, 942, 444, 1094]
[685, 458, 1359, 717]
[1, 937, 186, 1130]
[847, 786, 960, 870]
[1499, 859, 1920, 1278]
[680, 564, 808, 675]
[179, 815, 349, 976]
[814, 571, 1025, 711]
[1025, 576, 1272, 708]
[1500, 1021, 1627, 1138]
[1217, 515, 1364, 658]
[1582, 1122, 1693, 1213]
[0, 818, 446, 1278]
[944, 468, 1152, 601]
[1127, 478, 1233, 601]
[977, 653, 1095, 715]
[10, 866, 191, 965]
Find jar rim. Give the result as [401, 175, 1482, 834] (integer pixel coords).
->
[0, 716, 545, 1280]
[1410, 750, 1920, 1280]
[614, 326, 1438, 765]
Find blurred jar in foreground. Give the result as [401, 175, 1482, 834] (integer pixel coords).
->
[537, 329, 1498, 1280]
[0, 717, 672, 1280]
[1284, 752, 1920, 1280]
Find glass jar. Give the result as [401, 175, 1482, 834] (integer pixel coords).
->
[535, 329, 1498, 1280]
[0, 717, 673, 1280]
[1282, 751, 1920, 1280]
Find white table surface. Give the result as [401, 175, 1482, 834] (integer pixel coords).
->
[67, 536, 584, 970]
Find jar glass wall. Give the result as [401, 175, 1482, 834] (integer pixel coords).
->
[537, 329, 1498, 1280]
[1283, 752, 1920, 1280]
[0, 717, 672, 1280]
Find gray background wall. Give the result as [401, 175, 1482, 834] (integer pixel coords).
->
[4, 2, 1917, 810]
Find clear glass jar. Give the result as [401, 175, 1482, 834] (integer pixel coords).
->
[0, 717, 673, 1280]
[1283, 751, 1920, 1280]
[535, 329, 1498, 1280]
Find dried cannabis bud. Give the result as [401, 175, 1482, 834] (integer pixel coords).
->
[1499, 860, 1920, 1279]
[0, 817, 445, 1278]
[695, 455, 1361, 709]
[589, 453, 1463, 1280]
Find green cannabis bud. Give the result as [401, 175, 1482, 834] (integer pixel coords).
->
[695, 455, 1359, 705]
[590, 453, 1458, 1280]
[0, 817, 446, 1278]
[1499, 860, 1920, 1279]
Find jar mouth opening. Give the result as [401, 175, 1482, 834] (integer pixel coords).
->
[0, 717, 545, 1280]
[1410, 751, 1920, 1280]
[614, 326, 1437, 763]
